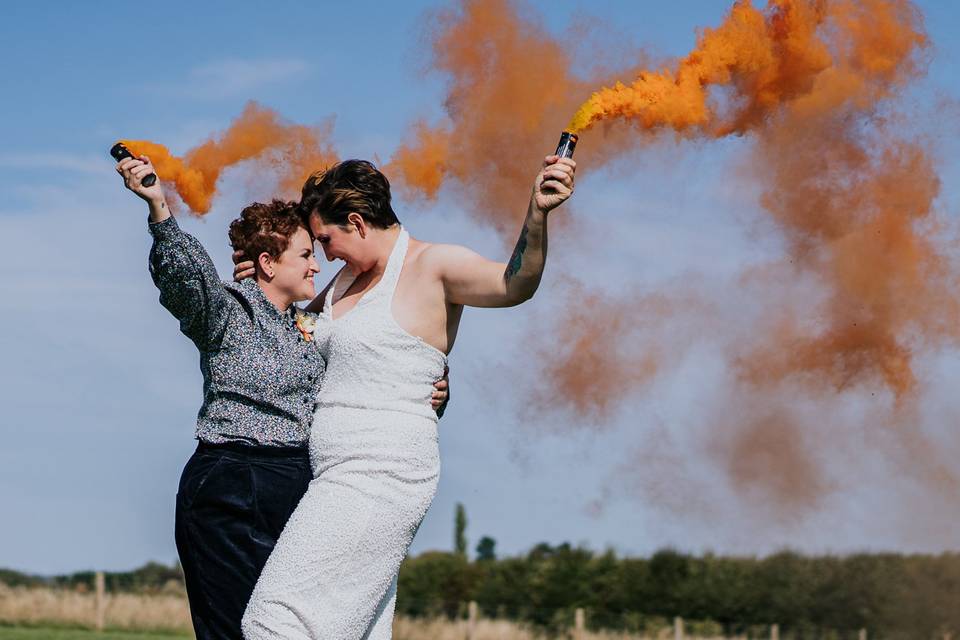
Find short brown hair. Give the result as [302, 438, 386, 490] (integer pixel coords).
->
[228, 199, 304, 264]
[298, 159, 400, 229]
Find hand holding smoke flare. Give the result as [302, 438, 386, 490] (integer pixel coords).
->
[113, 144, 165, 206]
[555, 132, 577, 159]
[527, 133, 578, 215]
[106, 103, 339, 215]
[110, 143, 157, 187]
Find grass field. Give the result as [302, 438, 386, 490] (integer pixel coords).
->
[0, 626, 704, 640]
[0, 586, 728, 639]
[0, 625, 701, 640]
[0, 629, 189, 640]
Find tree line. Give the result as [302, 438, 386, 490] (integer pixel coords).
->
[4, 548, 958, 636]
[5, 512, 959, 639]
[397, 542, 960, 638]
[0, 561, 183, 593]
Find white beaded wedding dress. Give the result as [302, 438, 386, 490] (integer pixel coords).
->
[243, 228, 447, 640]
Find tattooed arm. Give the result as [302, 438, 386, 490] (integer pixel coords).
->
[426, 155, 575, 308]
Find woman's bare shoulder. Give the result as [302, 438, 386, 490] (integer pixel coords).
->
[414, 240, 482, 265]
[406, 236, 434, 257]
[405, 239, 471, 284]
[408, 237, 458, 267]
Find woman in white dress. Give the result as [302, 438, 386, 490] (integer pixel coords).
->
[240, 153, 575, 639]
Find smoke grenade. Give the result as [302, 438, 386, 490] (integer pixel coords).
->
[555, 131, 578, 159]
[110, 142, 157, 187]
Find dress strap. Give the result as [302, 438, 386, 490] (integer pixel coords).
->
[324, 227, 407, 316]
[370, 227, 409, 305]
[324, 267, 352, 318]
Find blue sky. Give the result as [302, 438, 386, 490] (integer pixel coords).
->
[1, 1, 959, 574]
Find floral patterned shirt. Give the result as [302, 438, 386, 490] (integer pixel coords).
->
[148, 216, 325, 446]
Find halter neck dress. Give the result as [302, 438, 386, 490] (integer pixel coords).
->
[243, 228, 447, 640]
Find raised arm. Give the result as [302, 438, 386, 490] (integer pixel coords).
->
[434, 155, 575, 308]
[117, 156, 233, 351]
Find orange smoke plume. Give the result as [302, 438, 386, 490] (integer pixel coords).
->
[524, 285, 683, 423]
[384, 0, 601, 238]
[480, 0, 958, 522]
[566, 0, 928, 137]
[123, 102, 337, 214]
[111, 0, 957, 534]
[726, 0, 942, 404]
[567, 0, 834, 135]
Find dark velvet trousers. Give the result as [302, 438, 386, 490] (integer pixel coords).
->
[175, 441, 312, 640]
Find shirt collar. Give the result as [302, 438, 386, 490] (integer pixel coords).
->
[237, 279, 298, 321]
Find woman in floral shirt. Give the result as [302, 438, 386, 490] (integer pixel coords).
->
[115, 153, 446, 640]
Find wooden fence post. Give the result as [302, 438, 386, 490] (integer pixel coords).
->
[466, 600, 478, 640]
[771, 623, 779, 640]
[674, 616, 684, 640]
[574, 607, 585, 640]
[94, 571, 105, 632]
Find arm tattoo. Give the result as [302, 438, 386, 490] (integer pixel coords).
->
[505, 224, 529, 280]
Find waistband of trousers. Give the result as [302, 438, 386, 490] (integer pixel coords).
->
[196, 439, 309, 460]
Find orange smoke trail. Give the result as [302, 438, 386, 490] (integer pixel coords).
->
[123, 102, 338, 214]
[730, 0, 943, 404]
[566, 0, 834, 135]
[384, 0, 617, 238]
[567, 0, 931, 138]
[473, 0, 958, 519]
[389, 121, 451, 201]
[524, 285, 683, 422]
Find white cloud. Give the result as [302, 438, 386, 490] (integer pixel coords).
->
[142, 57, 311, 100]
[0, 152, 104, 175]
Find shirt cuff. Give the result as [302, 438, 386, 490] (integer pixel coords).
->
[148, 215, 181, 240]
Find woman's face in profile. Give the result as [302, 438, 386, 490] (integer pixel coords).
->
[310, 219, 366, 273]
[272, 226, 320, 301]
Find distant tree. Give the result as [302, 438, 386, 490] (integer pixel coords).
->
[473, 556, 531, 619]
[527, 542, 556, 561]
[0, 568, 42, 588]
[397, 551, 477, 618]
[525, 543, 594, 628]
[647, 548, 691, 617]
[454, 503, 468, 558]
[476, 536, 497, 562]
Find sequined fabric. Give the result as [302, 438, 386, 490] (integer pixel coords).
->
[149, 216, 325, 446]
[243, 229, 447, 639]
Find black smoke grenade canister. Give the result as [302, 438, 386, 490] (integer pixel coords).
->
[110, 143, 157, 187]
[555, 131, 578, 159]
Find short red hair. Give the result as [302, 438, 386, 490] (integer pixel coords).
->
[228, 199, 304, 262]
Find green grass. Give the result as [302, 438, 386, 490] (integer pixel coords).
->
[0, 628, 190, 640]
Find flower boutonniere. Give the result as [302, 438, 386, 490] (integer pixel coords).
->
[295, 311, 317, 342]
